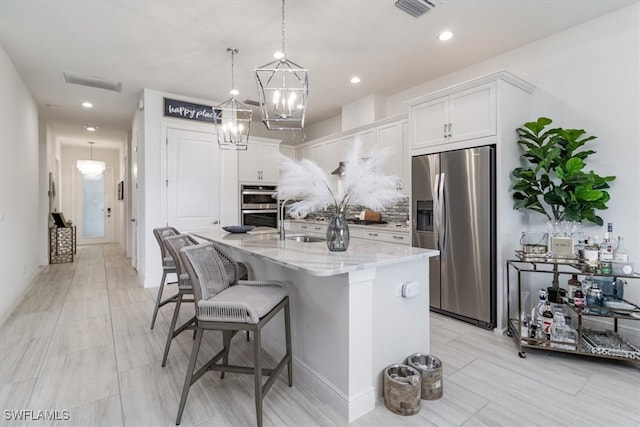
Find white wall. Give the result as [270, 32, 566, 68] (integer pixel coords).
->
[0, 44, 43, 322]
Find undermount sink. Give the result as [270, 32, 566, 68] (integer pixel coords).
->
[286, 235, 326, 243]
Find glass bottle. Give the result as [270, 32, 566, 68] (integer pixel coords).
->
[573, 288, 585, 308]
[586, 281, 604, 308]
[614, 236, 629, 262]
[551, 310, 567, 343]
[567, 274, 581, 302]
[541, 303, 554, 340]
[531, 289, 547, 333]
[583, 238, 599, 272]
[598, 231, 613, 274]
[574, 233, 586, 258]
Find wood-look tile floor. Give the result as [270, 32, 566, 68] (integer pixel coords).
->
[1, 243, 638, 426]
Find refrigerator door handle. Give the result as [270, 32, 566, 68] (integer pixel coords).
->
[439, 172, 446, 251]
[432, 172, 441, 248]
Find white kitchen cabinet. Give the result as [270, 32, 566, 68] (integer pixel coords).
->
[376, 119, 407, 193]
[351, 227, 410, 246]
[294, 115, 409, 191]
[356, 128, 377, 155]
[410, 81, 496, 149]
[280, 145, 296, 160]
[311, 139, 338, 173]
[239, 138, 281, 184]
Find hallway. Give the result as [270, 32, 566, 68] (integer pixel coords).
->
[0, 244, 638, 426]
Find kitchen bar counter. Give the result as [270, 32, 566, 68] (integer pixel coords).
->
[192, 229, 438, 422]
[193, 228, 423, 277]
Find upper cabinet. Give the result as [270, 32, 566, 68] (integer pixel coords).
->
[407, 71, 534, 154]
[295, 115, 409, 194]
[376, 119, 408, 193]
[411, 82, 496, 149]
[238, 138, 281, 184]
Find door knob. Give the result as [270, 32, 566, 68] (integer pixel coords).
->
[212, 220, 219, 224]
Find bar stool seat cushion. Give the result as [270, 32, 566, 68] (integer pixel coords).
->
[197, 280, 287, 324]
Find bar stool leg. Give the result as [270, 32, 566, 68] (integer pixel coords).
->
[151, 270, 168, 329]
[162, 292, 183, 367]
[220, 330, 233, 379]
[285, 299, 293, 386]
[254, 329, 263, 427]
[176, 327, 203, 425]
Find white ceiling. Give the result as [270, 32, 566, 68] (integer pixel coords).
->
[0, 0, 635, 146]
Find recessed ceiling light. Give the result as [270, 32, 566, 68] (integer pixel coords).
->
[46, 104, 58, 109]
[82, 102, 93, 108]
[84, 125, 99, 132]
[439, 31, 453, 41]
[350, 76, 361, 84]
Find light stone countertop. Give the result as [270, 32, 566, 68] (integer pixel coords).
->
[192, 229, 438, 277]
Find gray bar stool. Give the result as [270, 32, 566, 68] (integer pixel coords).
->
[161, 234, 250, 366]
[150, 226, 180, 329]
[160, 234, 198, 366]
[177, 242, 292, 427]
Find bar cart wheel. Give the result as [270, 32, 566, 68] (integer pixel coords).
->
[518, 351, 527, 358]
[506, 330, 513, 338]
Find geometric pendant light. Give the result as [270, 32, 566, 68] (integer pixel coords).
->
[255, 0, 308, 130]
[216, 48, 252, 150]
[76, 141, 105, 180]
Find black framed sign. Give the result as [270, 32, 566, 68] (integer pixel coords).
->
[163, 98, 220, 123]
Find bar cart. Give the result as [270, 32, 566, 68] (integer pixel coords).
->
[506, 257, 640, 361]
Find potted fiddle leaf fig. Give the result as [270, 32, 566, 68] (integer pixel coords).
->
[511, 117, 615, 228]
[512, 117, 616, 296]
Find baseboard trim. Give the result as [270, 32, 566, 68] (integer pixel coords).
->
[262, 334, 375, 422]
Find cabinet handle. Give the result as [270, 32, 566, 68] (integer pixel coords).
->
[392, 235, 404, 240]
[301, 225, 308, 229]
[368, 232, 378, 237]
[448, 123, 452, 137]
[443, 123, 447, 138]
[314, 226, 321, 231]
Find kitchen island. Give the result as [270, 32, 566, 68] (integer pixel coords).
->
[192, 229, 438, 422]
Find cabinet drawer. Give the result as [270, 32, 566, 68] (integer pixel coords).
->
[353, 228, 410, 245]
[290, 222, 326, 234]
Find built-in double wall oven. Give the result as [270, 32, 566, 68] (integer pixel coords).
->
[240, 184, 278, 228]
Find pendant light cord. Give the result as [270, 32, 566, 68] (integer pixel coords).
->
[281, 0, 286, 57]
[231, 49, 235, 96]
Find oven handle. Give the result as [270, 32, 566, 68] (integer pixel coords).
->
[241, 209, 278, 214]
[242, 190, 277, 196]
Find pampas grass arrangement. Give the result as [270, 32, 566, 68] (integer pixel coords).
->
[277, 139, 404, 217]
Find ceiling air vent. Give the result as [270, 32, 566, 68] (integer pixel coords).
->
[395, 0, 437, 18]
[62, 72, 123, 93]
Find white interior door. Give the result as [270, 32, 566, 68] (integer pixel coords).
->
[75, 167, 115, 245]
[166, 128, 221, 231]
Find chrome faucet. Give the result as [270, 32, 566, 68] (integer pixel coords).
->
[279, 199, 292, 240]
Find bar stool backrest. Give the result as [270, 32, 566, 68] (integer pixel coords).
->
[180, 242, 231, 303]
[153, 226, 180, 267]
[163, 234, 198, 286]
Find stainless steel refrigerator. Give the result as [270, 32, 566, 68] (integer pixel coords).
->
[412, 146, 496, 329]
